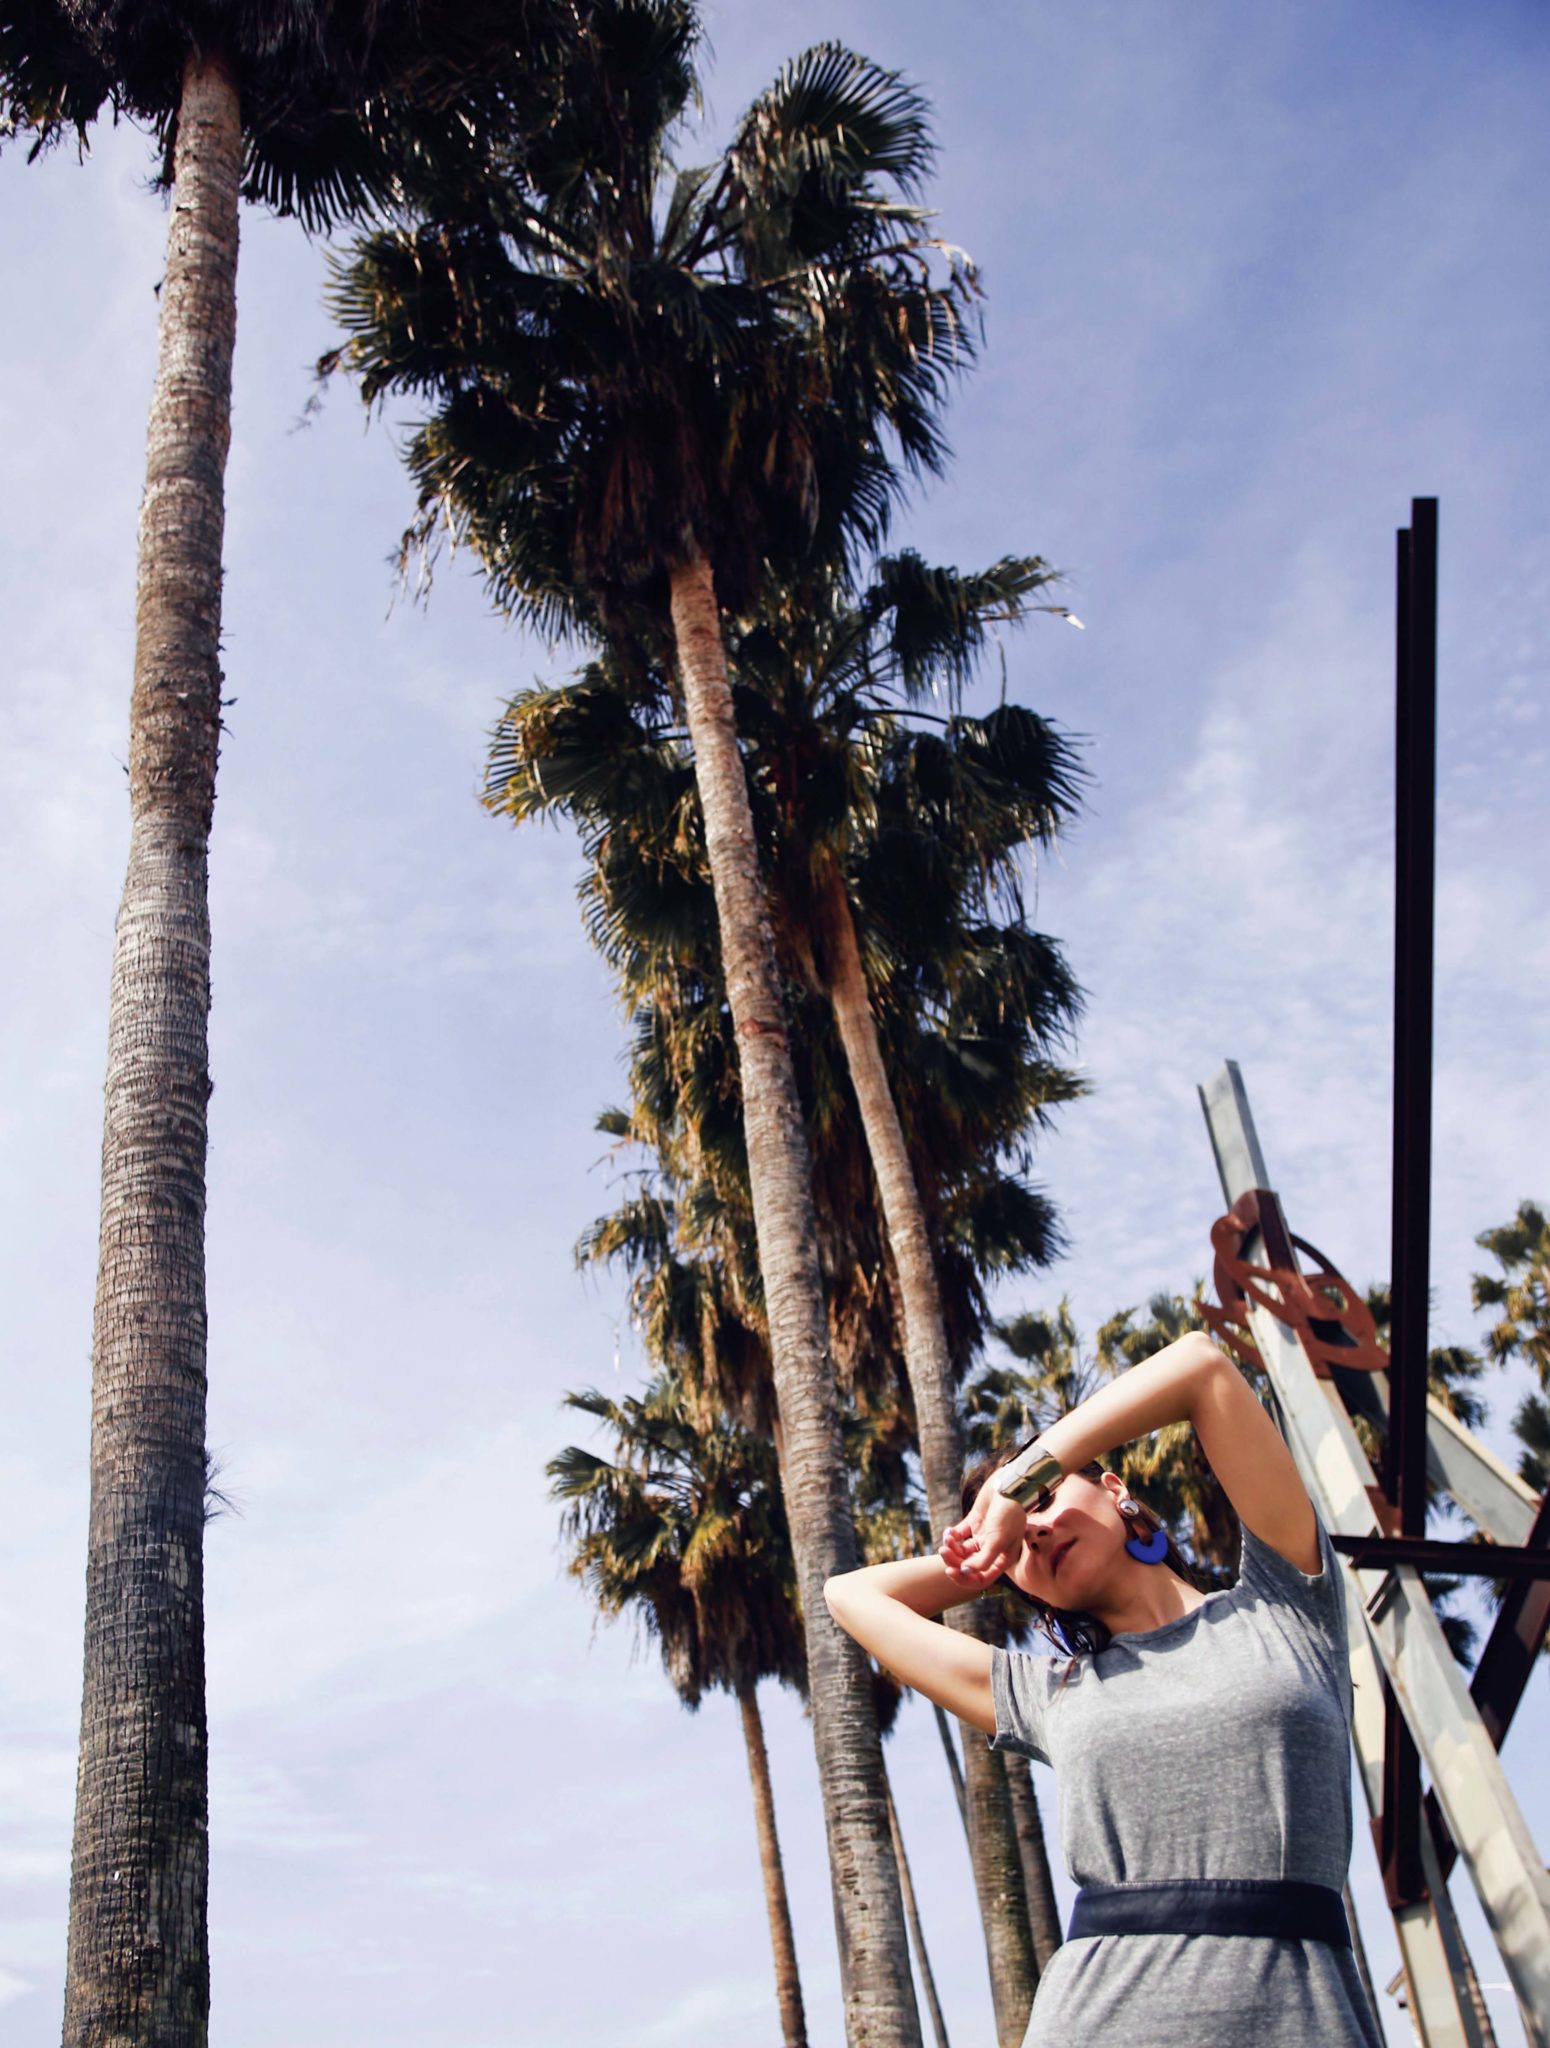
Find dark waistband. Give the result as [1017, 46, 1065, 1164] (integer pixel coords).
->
[1069, 1879, 1351, 1947]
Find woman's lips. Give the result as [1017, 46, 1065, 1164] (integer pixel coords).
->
[1050, 1537, 1076, 1577]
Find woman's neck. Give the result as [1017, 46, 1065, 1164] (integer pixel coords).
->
[1089, 1565, 1206, 1639]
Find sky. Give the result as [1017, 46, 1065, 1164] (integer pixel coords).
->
[2, 2, 1547, 2043]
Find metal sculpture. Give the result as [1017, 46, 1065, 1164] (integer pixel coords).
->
[1194, 503, 1549, 2046]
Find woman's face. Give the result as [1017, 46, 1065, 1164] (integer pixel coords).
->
[1003, 1467, 1132, 1611]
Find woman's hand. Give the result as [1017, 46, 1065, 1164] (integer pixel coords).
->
[939, 1483, 1028, 1589]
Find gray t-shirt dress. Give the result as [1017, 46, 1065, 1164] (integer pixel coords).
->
[990, 1516, 1385, 2047]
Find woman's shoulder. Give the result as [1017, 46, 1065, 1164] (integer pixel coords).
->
[1234, 1512, 1345, 1612]
[1228, 1513, 1350, 1676]
[988, 1642, 1062, 1765]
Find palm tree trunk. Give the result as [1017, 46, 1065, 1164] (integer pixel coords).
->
[885, 1784, 951, 2048]
[820, 862, 1038, 2045]
[63, 47, 241, 2048]
[938, 1682, 1060, 1972]
[1003, 1752, 1062, 1969]
[932, 1702, 966, 1824]
[884, 1777, 954, 2048]
[737, 1682, 809, 2048]
[668, 549, 921, 2048]
[977, 1604, 1062, 1969]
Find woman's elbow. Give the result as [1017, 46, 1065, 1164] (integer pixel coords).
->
[823, 1571, 857, 1626]
[1183, 1331, 1240, 1415]
[1183, 1328, 1232, 1384]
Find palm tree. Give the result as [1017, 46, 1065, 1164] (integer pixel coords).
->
[550, 1375, 811, 2048]
[882, 1772, 952, 2048]
[333, 16, 980, 2030]
[731, 560, 1081, 2041]
[2, 11, 575, 2043]
[496, 567, 1083, 2033]
[577, 976, 1072, 2010]
[1472, 1200, 1550, 1490]
[580, 1081, 1070, 2019]
[521, 660, 1081, 1416]
[958, 1339, 1090, 1971]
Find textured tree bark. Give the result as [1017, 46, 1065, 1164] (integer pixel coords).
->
[885, 1782, 951, 2048]
[63, 48, 240, 2048]
[958, 1728, 1039, 2044]
[979, 1604, 1062, 1969]
[669, 550, 921, 2048]
[820, 863, 1038, 2044]
[738, 1682, 809, 2048]
[932, 1702, 966, 1824]
[1003, 1752, 1063, 1970]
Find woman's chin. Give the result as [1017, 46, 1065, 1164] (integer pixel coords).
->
[1046, 1553, 1117, 1613]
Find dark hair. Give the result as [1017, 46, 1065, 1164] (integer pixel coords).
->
[962, 1447, 1206, 1660]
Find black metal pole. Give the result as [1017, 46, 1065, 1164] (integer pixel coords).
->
[1380, 498, 1437, 1911]
[1388, 499, 1437, 1538]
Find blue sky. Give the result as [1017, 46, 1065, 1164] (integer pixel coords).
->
[2, 2, 1546, 2042]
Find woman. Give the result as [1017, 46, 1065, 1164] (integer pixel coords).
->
[824, 1330, 1383, 2047]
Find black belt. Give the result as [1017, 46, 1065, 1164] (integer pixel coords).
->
[1069, 1879, 1351, 1947]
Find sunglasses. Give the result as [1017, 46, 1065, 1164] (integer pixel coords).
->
[1020, 1481, 1061, 1517]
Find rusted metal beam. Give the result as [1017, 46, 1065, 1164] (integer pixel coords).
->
[1427, 1490, 1550, 1883]
[1379, 1667, 1427, 1908]
[1468, 1491, 1550, 1744]
[1329, 1534, 1550, 1578]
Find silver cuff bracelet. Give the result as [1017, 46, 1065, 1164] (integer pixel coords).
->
[994, 1441, 1064, 1510]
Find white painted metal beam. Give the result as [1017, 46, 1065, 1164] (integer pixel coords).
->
[1267, 1311, 1550, 2043]
[1199, 1063, 1550, 2047]
[1340, 1561, 1485, 2047]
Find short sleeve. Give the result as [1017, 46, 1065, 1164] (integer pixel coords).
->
[1235, 1512, 1348, 1663]
[988, 1645, 1056, 1765]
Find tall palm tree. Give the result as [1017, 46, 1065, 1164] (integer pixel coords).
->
[550, 1375, 811, 2048]
[725, 560, 1082, 2040]
[332, 15, 979, 2033]
[2, 11, 577, 2044]
[496, 573, 1082, 2032]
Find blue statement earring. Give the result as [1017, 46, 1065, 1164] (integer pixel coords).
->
[1119, 1497, 1169, 1564]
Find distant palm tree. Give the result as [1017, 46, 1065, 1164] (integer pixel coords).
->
[728, 554, 1078, 1519]
[498, 647, 1081, 1421]
[331, 15, 980, 2029]
[550, 1377, 810, 2048]
[492, 556, 1083, 2026]
[2, 10, 572, 2043]
[981, 1303, 1099, 1442]
[1472, 1200, 1550, 1490]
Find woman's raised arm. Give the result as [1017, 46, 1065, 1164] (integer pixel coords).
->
[942, 1332, 1319, 1588]
[823, 1555, 998, 1734]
